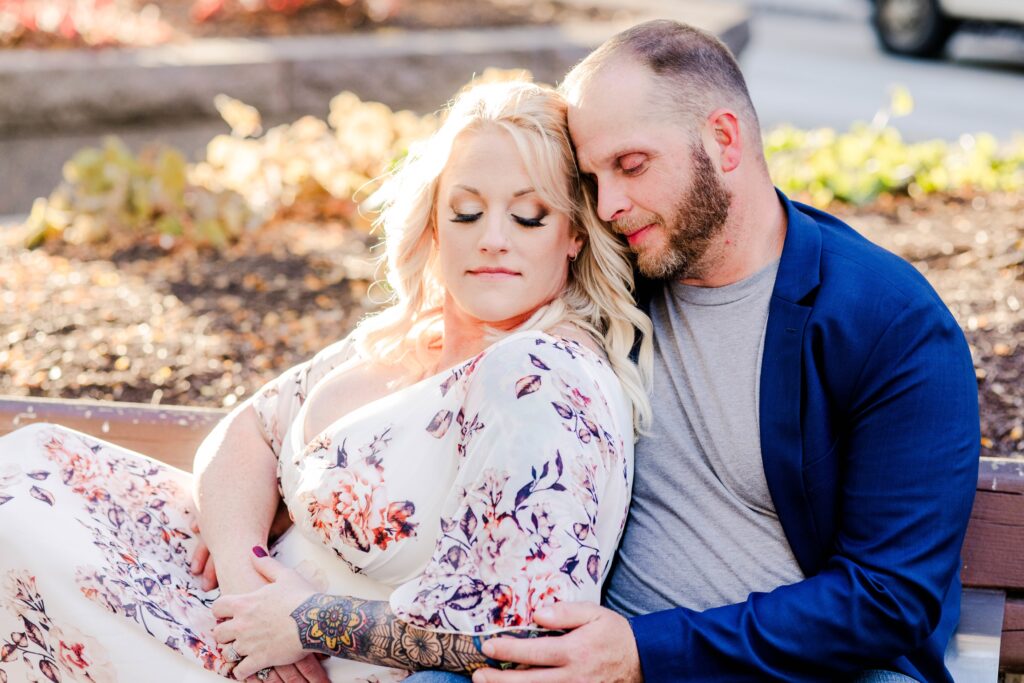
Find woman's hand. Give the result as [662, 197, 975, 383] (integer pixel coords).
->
[189, 503, 294, 593]
[212, 549, 328, 682]
[189, 518, 220, 592]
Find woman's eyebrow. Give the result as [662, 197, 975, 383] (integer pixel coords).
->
[452, 185, 534, 198]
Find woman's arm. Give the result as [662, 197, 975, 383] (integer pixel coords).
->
[291, 593, 506, 673]
[192, 401, 281, 594]
[212, 553, 530, 679]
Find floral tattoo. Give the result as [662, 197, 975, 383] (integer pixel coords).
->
[289, 593, 553, 674]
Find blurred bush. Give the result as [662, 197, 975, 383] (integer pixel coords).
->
[14, 83, 1024, 252]
[15, 91, 436, 250]
[0, 0, 399, 47]
[0, 0, 173, 48]
[766, 86, 1024, 206]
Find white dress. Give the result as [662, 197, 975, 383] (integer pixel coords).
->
[0, 331, 633, 682]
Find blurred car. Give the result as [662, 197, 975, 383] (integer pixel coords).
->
[871, 0, 1024, 57]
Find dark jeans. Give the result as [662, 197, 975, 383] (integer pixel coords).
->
[403, 670, 916, 682]
[404, 673, 471, 682]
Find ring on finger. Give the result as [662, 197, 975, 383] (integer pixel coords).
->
[224, 644, 241, 663]
[256, 668, 272, 681]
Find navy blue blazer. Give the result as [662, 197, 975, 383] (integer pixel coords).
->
[628, 192, 980, 682]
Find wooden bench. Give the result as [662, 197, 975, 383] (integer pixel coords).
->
[2, 395, 1021, 679]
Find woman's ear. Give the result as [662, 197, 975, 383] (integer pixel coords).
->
[569, 233, 586, 261]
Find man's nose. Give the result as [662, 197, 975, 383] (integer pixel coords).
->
[596, 180, 630, 223]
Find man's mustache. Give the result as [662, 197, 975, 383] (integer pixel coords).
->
[613, 213, 661, 236]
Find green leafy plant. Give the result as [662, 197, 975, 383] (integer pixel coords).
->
[765, 86, 1024, 206]
[19, 136, 254, 250]
[16, 90, 436, 250]
[17, 83, 1023, 252]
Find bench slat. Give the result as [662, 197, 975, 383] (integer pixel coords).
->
[0, 396, 227, 472]
[1003, 598, 1024, 670]
[962, 460, 1024, 592]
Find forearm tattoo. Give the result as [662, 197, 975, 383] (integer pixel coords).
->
[289, 593, 550, 674]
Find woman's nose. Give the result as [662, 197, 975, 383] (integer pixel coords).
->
[477, 214, 511, 253]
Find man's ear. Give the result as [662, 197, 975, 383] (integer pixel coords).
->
[705, 108, 742, 173]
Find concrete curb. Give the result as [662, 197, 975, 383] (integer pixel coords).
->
[0, 0, 749, 133]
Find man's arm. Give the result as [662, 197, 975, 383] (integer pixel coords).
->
[624, 298, 980, 681]
[291, 593, 533, 674]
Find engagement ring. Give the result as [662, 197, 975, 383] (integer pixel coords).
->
[256, 668, 272, 681]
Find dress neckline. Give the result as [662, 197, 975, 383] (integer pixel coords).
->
[290, 329, 602, 457]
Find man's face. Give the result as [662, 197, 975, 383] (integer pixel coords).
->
[568, 60, 732, 281]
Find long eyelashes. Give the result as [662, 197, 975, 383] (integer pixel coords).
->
[512, 212, 548, 228]
[448, 212, 548, 228]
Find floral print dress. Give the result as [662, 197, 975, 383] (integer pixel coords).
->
[0, 330, 633, 682]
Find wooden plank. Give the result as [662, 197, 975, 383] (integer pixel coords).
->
[0, 396, 226, 472]
[978, 457, 1024, 494]
[962, 460, 1024, 591]
[1003, 598, 1024, 671]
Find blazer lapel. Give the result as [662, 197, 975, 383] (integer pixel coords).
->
[759, 191, 822, 574]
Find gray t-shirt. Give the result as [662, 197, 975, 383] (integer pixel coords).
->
[605, 259, 805, 615]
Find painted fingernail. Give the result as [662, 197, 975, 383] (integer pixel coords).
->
[251, 545, 268, 557]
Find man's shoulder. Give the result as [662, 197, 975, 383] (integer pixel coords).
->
[797, 201, 947, 318]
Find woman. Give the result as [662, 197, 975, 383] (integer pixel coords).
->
[0, 79, 651, 683]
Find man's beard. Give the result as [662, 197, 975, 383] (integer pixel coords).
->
[616, 144, 732, 281]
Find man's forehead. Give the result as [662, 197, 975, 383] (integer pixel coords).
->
[569, 107, 655, 173]
[567, 60, 657, 167]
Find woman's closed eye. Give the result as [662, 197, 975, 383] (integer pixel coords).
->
[451, 211, 483, 223]
[511, 211, 548, 228]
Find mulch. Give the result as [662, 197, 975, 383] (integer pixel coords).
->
[1, 191, 1022, 456]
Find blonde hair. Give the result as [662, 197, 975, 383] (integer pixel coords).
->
[355, 79, 653, 431]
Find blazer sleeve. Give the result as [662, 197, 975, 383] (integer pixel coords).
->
[629, 296, 980, 681]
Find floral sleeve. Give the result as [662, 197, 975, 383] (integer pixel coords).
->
[389, 334, 633, 635]
[249, 336, 359, 459]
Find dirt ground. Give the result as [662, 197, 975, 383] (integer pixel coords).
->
[0, 190, 1021, 456]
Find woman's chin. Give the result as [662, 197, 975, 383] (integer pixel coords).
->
[460, 307, 542, 331]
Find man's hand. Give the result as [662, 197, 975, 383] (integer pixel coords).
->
[472, 602, 642, 683]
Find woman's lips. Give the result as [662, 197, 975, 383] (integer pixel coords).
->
[625, 224, 656, 246]
[467, 268, 520, 279]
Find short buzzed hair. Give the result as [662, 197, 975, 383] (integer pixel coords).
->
[562, 20, 762, 142]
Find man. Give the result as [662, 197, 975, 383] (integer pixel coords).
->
[471, 19, 980, 683]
